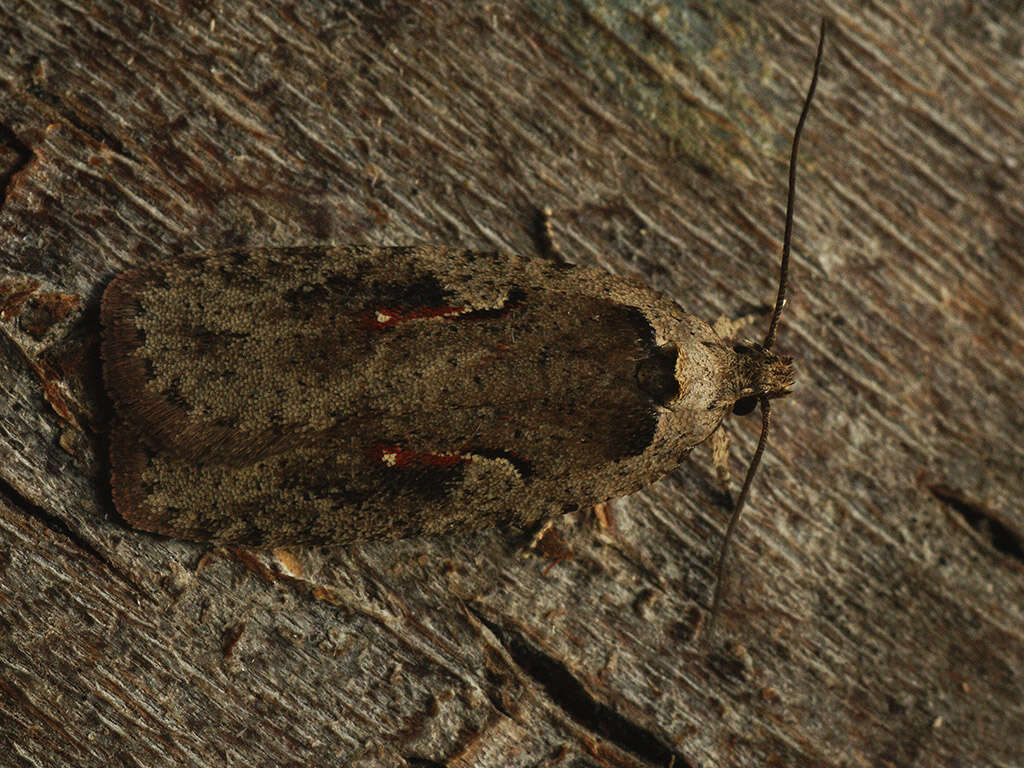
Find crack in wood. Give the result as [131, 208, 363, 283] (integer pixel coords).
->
[930, 483, 1024, 563]
[26, 84, 135, 159]
[0, 475, 153, 601]
[0, 123, 32, 207]
[469, 606, 691, 768]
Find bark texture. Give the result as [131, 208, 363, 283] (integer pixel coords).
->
[1, 1, 1022, 766]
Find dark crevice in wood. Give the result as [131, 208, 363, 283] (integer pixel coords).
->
[0, 475, 152, 600]
[220, 621, 247, 661]
[403, 758, 446, 768]
[26, 84, 135, 160]
[0, 123, 32, 207]
[469, 607, 691, 768]
[930, 484, 1024, 563]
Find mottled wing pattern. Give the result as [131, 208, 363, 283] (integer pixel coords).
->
[102, 246, 729, 544]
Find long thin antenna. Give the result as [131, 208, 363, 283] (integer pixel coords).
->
[707, 21, 827, 637]
[710, 397, 771, 623]
[763, 19, 827, 350]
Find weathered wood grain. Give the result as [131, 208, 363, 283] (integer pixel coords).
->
[1, 1, 1021, 766]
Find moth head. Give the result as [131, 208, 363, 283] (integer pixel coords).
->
[726, 342, 795, 415]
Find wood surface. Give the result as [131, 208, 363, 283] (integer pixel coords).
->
[1, 1, 1022, 766]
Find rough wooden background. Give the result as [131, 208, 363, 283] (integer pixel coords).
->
[2, 1, 1022, 766]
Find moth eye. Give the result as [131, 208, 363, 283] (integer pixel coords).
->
[732, 396, 757, 416]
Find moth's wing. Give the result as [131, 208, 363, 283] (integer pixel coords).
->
[109, 419, 535, 545]
[102, 245, 555, 462]
[103, 245, 731, 543]
[102, 246, 390, 463]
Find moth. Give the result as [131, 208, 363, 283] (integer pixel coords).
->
[102, 23, 827, 611]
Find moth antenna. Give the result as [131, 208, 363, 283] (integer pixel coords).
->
[708, 21, 827, 637]
[764, 18, 827, 351]
[710, 397, 771, 627]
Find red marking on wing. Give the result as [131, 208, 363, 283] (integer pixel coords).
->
[362, 305, 467, 329]
[370, 445, 467, 468]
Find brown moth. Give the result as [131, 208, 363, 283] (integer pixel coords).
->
[101, 24, 827, 609]
[102, 243, 793, 543]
